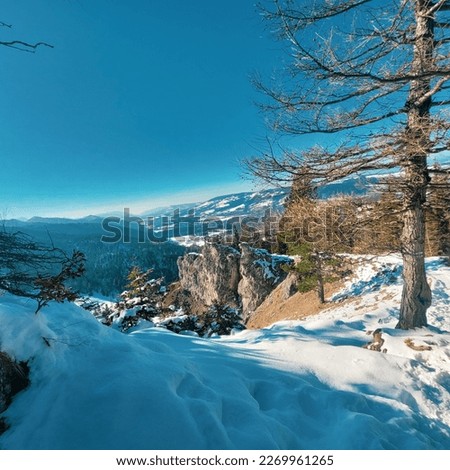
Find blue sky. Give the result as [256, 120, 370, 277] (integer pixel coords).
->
[0, 0, 282, 218]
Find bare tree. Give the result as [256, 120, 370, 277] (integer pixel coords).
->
[246, 0, 450, 329]
[0, 230, 85, 313]
[1, 20, 53, 52]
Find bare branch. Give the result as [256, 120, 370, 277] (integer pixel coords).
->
[427, 0, 450, 16]
[262, 0, 373, 29]
[0, 40, 54, 53]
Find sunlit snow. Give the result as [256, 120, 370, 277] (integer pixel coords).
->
[0, 257, 449, 449]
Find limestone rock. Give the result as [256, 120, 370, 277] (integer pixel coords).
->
[177, 244, 241, 311]
[177, 242, 293, 322]
[238, 244, 293, 321]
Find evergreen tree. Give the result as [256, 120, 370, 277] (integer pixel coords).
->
[117, 266, 166, 330]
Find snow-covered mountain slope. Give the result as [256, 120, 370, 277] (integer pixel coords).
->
[137, 188, 290, 222]
[136, 177, 376, 221]
[0, 256, 449, 449]
[186, 188, 289, 219]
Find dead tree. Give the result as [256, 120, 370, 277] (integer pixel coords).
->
[246, 0, 450, 329]
[1, 20, 53, 52]
[0, 230, 85, 313]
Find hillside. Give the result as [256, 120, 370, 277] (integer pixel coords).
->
[1, 188, 292, 296]
[142, 187, 290, 220]
[0, 255, 449, 449]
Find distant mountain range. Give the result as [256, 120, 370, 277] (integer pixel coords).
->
[4, 188, 289, 226]
[5, 177, 376, 227]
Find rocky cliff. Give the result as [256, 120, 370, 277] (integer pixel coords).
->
[238, 244, 294, 320]
[177, 244, 241, 310]
[177, 242, 293, 322]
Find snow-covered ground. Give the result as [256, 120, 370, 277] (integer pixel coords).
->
[0, 256, 449, 449]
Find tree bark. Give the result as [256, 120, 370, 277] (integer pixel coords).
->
[398, 204, 431, 328]
[315, 253, 325, 304]
[397, 0, 434, 329]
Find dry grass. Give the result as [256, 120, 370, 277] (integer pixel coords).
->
[246, 280, 345, 329]
[404, 338, 432, 351]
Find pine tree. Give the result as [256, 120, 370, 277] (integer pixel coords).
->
[117, 266, 166, 329]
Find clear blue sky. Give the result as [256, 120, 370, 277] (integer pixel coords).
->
[0, 0, 281, 218]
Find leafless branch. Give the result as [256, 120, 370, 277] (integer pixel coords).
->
[0, 40, 54, 53]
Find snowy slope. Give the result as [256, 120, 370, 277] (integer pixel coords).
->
[189, 188, 289, 219]
[0, 257, 449, 449]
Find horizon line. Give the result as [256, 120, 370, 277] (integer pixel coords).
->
[2, 183, 288, 221]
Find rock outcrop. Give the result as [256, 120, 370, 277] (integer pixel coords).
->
[238, 244, 293, 321]
[177, 242, 293, 322]
[177, 244, 241, 311]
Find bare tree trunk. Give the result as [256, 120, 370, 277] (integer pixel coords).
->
[315, 253, 325, 304]
[317, 276, 325, 304]
[398, 204, 431, 328]
[397, 0, 433, 329]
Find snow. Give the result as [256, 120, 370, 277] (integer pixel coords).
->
[332, 254, 404, 301]
[170, 237, 206, 247]
[254, 259, 278, 280]
[181, 188, 289, 220]
[253, 250, 292, 281]
[1, 257, 450, 449]
[227, 204, 246, 212]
